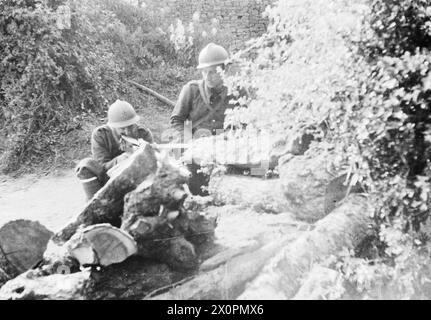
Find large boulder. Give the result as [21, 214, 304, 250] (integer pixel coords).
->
[324, 173, 365, 215]
[278, 152, 337, 222]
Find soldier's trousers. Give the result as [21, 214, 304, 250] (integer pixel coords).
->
[75, 158, 109, 201]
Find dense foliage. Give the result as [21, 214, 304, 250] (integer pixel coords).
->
[224, 0, 431, 298]
[359, 0, 431, 232]
[226, 0, 431, 232]
[0, 0, 228, 173]
[0, 0, 115, 172]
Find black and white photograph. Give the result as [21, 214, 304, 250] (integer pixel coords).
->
[0, 0, 431, 305]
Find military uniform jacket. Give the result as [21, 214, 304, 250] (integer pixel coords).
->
[91, 124, 153, 171]
[170, 80, 240, 136]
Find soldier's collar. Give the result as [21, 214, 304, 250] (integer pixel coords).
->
[203, 82, 227, 99]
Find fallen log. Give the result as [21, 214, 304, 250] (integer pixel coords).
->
[144, 275, 195, 299]
[150, 235, 292, 300]
[208, 174, 289, 213]
[119, 154, 216, 270]
[66, 224, 137, 267]
[49, 143, 157, 246]
[143, 206, 306, 299]
[0, 220, 53, 279]
[198, 241, 262, 272]
[0, 268, 10, 289]
[1, 202, 303, 299]
[88, 257, 177, 300]
[128, 80, 176, 107]
[122, 203, 217, 270]
[146, 207, 307, 300]
[42, 151, 215, 274]
[237, 194, 372, 300]
[121, 153, 190, 226]
[0, 270, 93, 300]
[0, 257, 178, 300]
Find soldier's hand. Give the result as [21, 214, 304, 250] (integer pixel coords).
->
[124, 143, 136, 154]
[116, 152, 131, 163]
[120, 139, 136, 154]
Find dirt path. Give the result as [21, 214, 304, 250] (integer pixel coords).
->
[0, 171, 85, 232]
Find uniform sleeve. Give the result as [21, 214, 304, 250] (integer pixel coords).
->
[170, 83, 193, 135]
[140, 127, 154, 144]
[91, 128, 112, 165]
[91, 128, 124, 171]
[103, 154, 128, 171]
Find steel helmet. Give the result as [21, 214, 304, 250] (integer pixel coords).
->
[197, 43, 229, 69]
[107, 100, 140, 128]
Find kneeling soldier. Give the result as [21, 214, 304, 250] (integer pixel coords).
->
[76, 100, 153, 200]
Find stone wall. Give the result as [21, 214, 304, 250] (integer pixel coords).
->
[144, 0, 276, 48]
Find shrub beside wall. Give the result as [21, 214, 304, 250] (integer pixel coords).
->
[0, 0, 244, 173]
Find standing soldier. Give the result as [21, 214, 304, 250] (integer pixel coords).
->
[76, 100, 153, 200]
[170, 43, 245, 195]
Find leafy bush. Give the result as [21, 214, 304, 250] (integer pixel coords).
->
[335, 0, 431, 299]
[226, 0, 431, 231]
[325, 219, 431, 300]
[97, 0, 172, 71]
[167, 13, 236, 67]
[357, 0, 431, 232]
[0, 0, 207, 173]
[0, 0, 123, 172]
[223, 0, 431, 298]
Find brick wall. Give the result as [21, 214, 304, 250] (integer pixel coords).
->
[144, 0, 275, 48]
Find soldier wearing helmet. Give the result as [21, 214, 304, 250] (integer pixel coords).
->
[170, 43, 246, 195]
[76, 100, 153, 200]
[170, 43, 235, 138]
